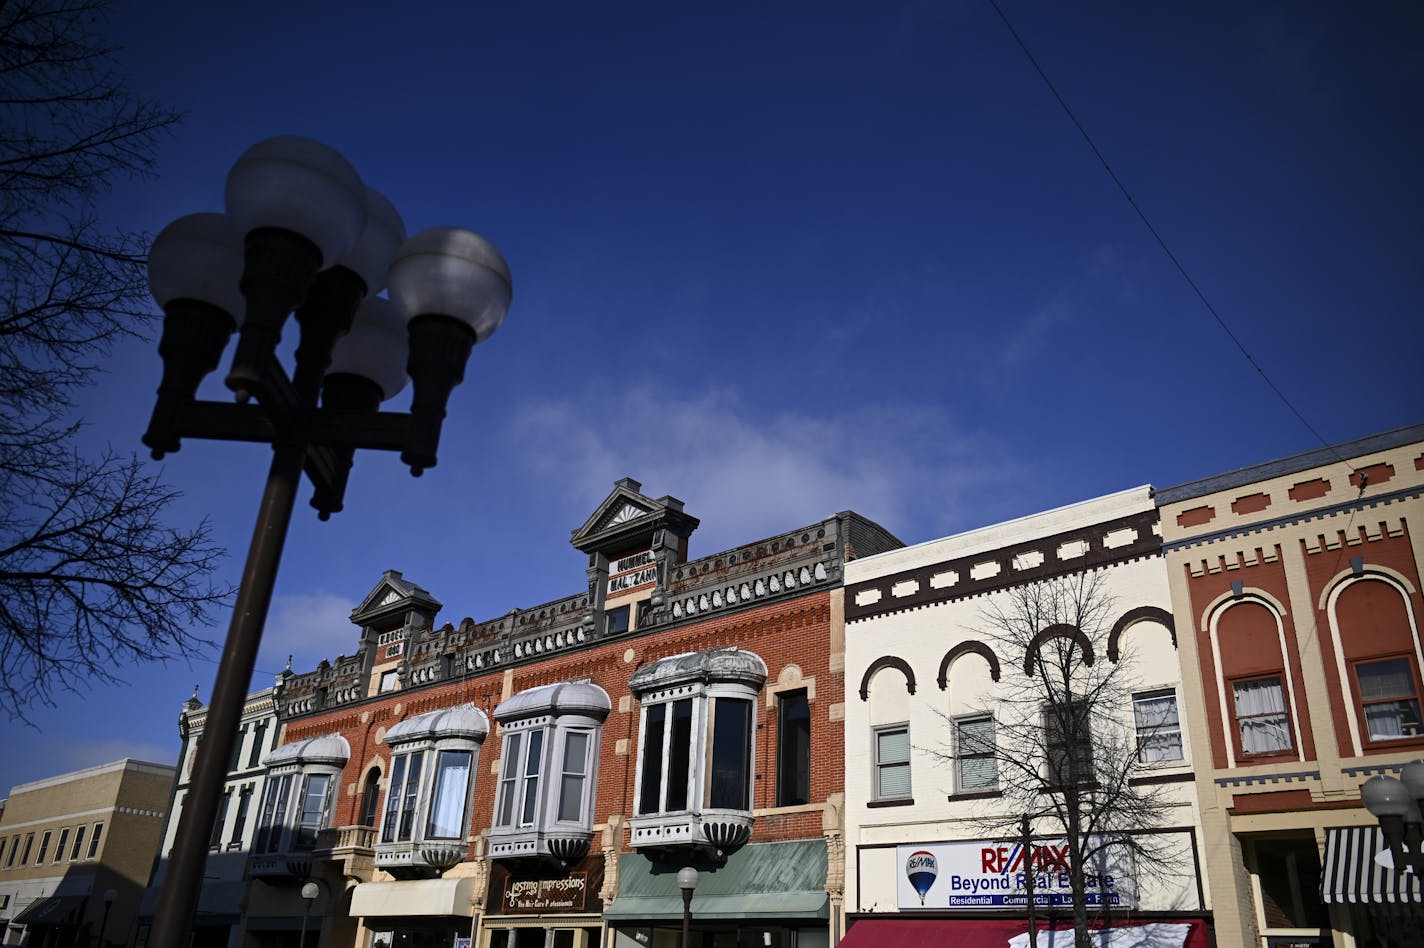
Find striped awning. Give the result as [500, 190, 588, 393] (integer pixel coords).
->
[1322, 826, 1423, 903]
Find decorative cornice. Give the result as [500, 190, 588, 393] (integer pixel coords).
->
[1214, 769, 1320, 788]
[846, 509, 1160, 623]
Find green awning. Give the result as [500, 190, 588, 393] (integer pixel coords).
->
[605, 839, 828, 921]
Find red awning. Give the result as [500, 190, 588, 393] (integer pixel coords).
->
[839, 918, 1210, 948]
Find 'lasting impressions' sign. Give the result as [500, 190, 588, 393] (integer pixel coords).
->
[502, 873, 590, 914]
[896, 839, 1136, 910]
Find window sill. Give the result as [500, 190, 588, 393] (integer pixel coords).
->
[947, 789, 1002, 802]
[867, 797, 915, 808]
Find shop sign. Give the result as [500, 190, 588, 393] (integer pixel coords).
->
[502, 873, 590, 913]
[896, 839, 1136, 910]
[608, 565, 657, 593]
[609, 550, 654, 575]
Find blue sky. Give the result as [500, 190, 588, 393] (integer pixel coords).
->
[2, 1, 1420, 793]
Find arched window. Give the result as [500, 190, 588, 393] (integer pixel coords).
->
[1331, 577, 1423, 750]
[359, 766, 381, 828]
[1214, 600, 1297, 763]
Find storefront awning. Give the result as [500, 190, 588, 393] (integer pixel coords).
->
[350, 877, 477, 918]
[1322, 826, 1423, 903]
[838, 919, 1208, 948]
[605, 839, 828, 921]
[12, 894, 85, 927]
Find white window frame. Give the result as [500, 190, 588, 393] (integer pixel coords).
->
[1133, 689, 1185, 764]
[872, 722, 912, 801]
[953, 714, 998, 792]
[254, 734, 349, 856]
[634, 682, 758, 817]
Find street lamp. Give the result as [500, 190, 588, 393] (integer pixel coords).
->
[298, 881, 321, 948]
[144, 136, 511, 948]
[97, 888, 117, 948]
[1362, 760, 1424, 873]
[678, 866, 699, 947]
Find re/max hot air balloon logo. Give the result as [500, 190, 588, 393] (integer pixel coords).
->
[904, 850, 938, 904]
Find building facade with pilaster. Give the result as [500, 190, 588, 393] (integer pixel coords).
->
[230, 479, 900, 948]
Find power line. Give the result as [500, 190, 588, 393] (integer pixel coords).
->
[985, 0, 1351, 468]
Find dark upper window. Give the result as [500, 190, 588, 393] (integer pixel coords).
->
[248, 720, 269, 768]
[210, 793, 230, 850]
[254, 733, 350, 854]
[606, 604, 631, 636]
[229, 785, 253, 849]
[359, 767, 382, 828]
[1044, 699, 1094, 786]
[776, 689, 811, 806]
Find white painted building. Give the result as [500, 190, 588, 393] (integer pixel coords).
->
[837, 487, 1213, 947]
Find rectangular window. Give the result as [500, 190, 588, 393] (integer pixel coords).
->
[954, 715, 998, 790]
[248, 721, 269, 768]
[0, 837, 8, 867]
[36, 831, 51, 865]
[707, 697, 752, 810]
[382, 755, 409, 843]
[398, 752, 424, 841]
[210, 794, 231, 850]
[230, 726, 246, 772]
[1045, 700, 1094, 785]
[379, 670, 398, 693]
[19, 833, 34, 866]
[1355, 657, 1423, 741]
[427, 750, 473, 839]
[874, 725, 911, 799]
[558, 731, 591, 823]
[69, 825, 86, 861]
[292, 774, 332, 851]
[1134, 690, 1184, 763]
[777, 690, 812, 807]
[230, 786, 253, 849]
[1233, 676, 1293, 755]
[256, 773, 294, 853]
[519, 730, 544, 827]
[605, 605, 631, 636]
[53, 828, 69, 864]
[665, 699, 694, 811]
[496, 733, 523, 827]
[86, 823, 103, 860]
[638, 704, 666, 816]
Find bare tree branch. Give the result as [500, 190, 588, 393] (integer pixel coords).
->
[0, 0, 229, 722]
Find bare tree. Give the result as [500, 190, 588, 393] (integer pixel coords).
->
[0, 0, 229, 719]
[939, 572, 1182, 948]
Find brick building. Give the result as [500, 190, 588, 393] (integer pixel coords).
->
[230, 479, 899, 948]
[1158, 423, 1424, 947]
[0, 759, 173, 948]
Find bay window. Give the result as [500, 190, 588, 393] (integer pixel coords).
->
[627, 647, 767, 854]
[489, 680, 610, 865]
[375, 702, 487, 878]
[251, 733, 349, 875]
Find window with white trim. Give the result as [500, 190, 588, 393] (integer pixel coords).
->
[1354, 657, 1423, 742]
[86, 822, 103, 860]
[489, 680, 609, 863]
[52, 828, 68, 864]
[254, 733, 349, 855]
[1231, 675, 1293, 756]
[375, 703, 488, 877]
[873, 724, 911, 800]
[68, 825, 86, 861]
[954, 715, 997, 791]
[627, 647, 766, 852]
[35, 830, 51, 865]
[1133, 690, 1184, 763]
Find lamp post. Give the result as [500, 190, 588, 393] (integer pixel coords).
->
[1362, 760, 1424, 873]
[144, 136, 511, 948]
[298, 881, 320, 948]
[677, 866, 699, 947]
[97, 888, 117, 948]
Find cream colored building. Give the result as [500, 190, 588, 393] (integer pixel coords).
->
[839, 487, 1212, 946]
[1158, 423, 1424, 948]
[0, 759, 173, 947]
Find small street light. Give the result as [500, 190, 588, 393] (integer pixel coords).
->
[298, 881, 321, 948]
[1362, 760, 1424, 873]
[678, 866, 699, 948]
[97, 888, 117, 948]
[144, 136, 511, 948]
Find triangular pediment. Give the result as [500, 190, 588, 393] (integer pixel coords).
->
[350, 570, 442, 626]
[570, 478, 700, 555]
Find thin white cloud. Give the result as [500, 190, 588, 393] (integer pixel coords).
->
[255, 593, 359, 675]
[52, 738, 177, 773]
[506, 386, 1019, 550]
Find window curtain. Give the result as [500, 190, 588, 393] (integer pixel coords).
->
[1234, 678, 1292, 753]
[956, 717, 997, 789]
[877, 728, 910, 797]
[427, 750, 472, 839]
